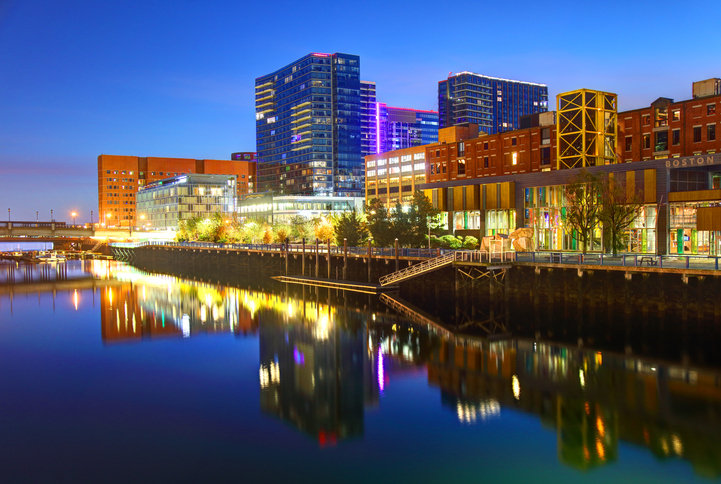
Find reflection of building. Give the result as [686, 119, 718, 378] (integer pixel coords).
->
[259, 306, 365, 444]
[427, 337, 721, 477]
[97, 154, 255, 227]
[98, 265, 259, 343]
[136, 174, 237, 230]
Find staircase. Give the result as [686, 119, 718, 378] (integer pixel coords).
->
[379, 252, 455, 286]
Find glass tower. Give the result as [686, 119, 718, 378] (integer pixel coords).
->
[376, 104, 438, 154]
[255, 53, 364, 197]
[360, 81, 377, 158]
[438, 72, 549, 135]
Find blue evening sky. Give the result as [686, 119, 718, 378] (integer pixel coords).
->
[0, 0, 719, 221]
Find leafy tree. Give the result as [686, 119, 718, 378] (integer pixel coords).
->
[599, 174, 643, 256]
[391, 202, 414, 247]
[365, 198, 395, 247]
[333, 209, 368, 247]
[289, 216, 313, 242]
[406, 190, 440, 248]
[564, 169, 603, 253]
[262, 225, 273, 244]
[438, 234, 462, 249]
[273, 224, 291, 243]
[314, 217, 335, 243]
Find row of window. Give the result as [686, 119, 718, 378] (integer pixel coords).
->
[627, 124, 717, 151]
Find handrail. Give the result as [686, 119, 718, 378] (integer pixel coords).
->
[379, 252, 456, 286]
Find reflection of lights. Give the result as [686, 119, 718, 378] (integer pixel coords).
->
[579, 369, 585, 388]
[142, 286, 146, 301]
[108, 289, 113, 306]
[316, 314, 329, 340]
[259, 362, 280, 389]
[583, 445, 590, 461]
[596, 417, 605, 438]
[287, 302, 293, 318]
[661, 437, 669, 455]
[200, 305, 207, 323]
[377, 347, 385, 393]
[73, 290, 79, 311]
[212, 305, 218, 321]
[596, 439, 605, 461]
[181, 314, 190, 338]
[672, 435, 683, 455]
[456, 400, 501, 424]
[512, 375, 520, 400]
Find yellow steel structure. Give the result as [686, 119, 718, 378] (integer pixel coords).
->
[557, 89, 618, 169]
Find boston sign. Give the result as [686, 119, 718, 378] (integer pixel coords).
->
[665, 153, 721, 168]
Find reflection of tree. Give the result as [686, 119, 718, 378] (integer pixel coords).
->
[426, 337, 721, 478]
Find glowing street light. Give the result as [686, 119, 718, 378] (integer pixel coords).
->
[71, 211, 77, 225]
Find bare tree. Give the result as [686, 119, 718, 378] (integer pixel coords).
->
[599, 174, 643, 256]
[564, 169, 603, 253]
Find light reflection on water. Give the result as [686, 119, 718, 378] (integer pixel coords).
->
[0, 260, 720, 482]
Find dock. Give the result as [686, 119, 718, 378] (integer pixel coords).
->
[273, 275, 398, 294]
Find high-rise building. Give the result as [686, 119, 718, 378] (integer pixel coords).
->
[360, 81, 377, 158]
[255, 53, 365, 198]
[438, 72, 549, 135]
[376, 104, 438, 154]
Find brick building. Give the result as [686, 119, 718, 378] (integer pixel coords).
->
[97, 154, 255, 227]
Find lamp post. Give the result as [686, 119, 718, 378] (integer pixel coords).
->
[36, 211, 38, 222]
[71, 212, 77, 226]
[51, 209, 53, 222]
[91, 211, 93, 226]
[7, 208, 9, 222]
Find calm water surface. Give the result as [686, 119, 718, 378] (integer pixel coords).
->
[0, 260, 719, 483]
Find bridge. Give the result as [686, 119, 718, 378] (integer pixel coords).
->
[0, 221, 173, 241]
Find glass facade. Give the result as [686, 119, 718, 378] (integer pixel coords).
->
[360, 81, 377, 158]
[376, 104, 438, 154]
[239, 194, 365, 224]
[669, 201, 721, 255]
[136, 175, 237, 230]
[255, 53, 364, 197]
[439, 72, 548, 135]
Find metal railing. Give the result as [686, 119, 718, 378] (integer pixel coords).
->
[379, 252, 456, 286]
[515, 252, 721, 271]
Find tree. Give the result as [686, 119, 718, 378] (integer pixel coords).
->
[391, 202, 413, 246]
[262, 225, 273, 244]
[333, 209, 368, 247]
[273, 224, 291, 243]
[365, 198, 394, 247]
[314, 217, 335, 243]
[407, 190, 440, 248]
[599, 174, 643, 256]
[564, 169, 603, 253]
[288, 215, 313, 242]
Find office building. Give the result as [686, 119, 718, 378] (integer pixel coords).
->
[97, 154, 255, 227]
[238, 193, 364, 224]
[255, 52, 365, 197]
[372, 79, 721, 255]
[361, 81, 377, 157]
[364, 145, 428, 208]
[136, 174, 237, 230]
[376, 104, 438, 154]
[438, 72, 549, 134]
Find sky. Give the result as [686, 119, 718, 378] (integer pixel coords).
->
[0, 0, 720, 222]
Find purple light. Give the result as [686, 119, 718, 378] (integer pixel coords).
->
[294, 346, 305, 365]
[375, 102, 382, 154]
[377, 347, 385, 392]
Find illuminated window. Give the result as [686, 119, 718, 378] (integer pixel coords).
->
[512, 152, 518, 165]
[708, 104, 716, 116]
[672, 110, 681, 121]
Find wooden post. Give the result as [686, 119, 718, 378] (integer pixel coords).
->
[367, 238, 372, 283]
[315, 238, 319, 278]
[285, 237, 289, 276]
[327, 238, 331, 279]
[302, 238, 306, 276]
[394, 238, 399, 273]
[343, 238, 348, 280]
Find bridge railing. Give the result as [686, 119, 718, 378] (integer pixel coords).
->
[515, 252, 721, 271]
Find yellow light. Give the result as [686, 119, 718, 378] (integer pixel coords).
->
[596, 416, 605, 438]
[73, 289, 79, 311]
[512, 375, 520, 400]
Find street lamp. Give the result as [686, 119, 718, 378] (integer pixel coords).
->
[7, 208, 9, 222]
[71, 212, 77, 225]
[106, 212, 112, 226]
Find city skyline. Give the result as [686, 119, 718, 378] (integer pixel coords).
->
[1, 0, 720, 220]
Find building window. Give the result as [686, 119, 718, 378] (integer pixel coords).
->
[541, 147, 551, 165]
[642, 115, 650, 126]
[484, 142, 488, 150]
[655, 131, 668, 152]
[458, 142, 465, 157]
[484, 156, 489, 168]
[625, 136, 632, 151]
[541, 128, 550, 145]
[708, 104, 716, 116]
[709, 124, 717, 142]
[512, 152, 518, 165]
[511, 138, 517, 146]
[694, 126, 702, 143]
[672, 129, 680, 146]
[643, 134, 650, 149]
[672, 110, 680, 121]
[458, 159, 466, 175]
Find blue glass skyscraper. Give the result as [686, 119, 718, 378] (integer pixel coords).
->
[376, 104, 438, 154]
[438, 72, 548, 134]
[255, 53, 364, 197]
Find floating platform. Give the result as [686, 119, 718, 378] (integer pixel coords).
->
[272, 275, 398, 294]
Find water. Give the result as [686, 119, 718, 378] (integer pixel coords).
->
[0, 260, 719, 483]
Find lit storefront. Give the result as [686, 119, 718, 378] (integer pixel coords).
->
[669, 200, 721, 255]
